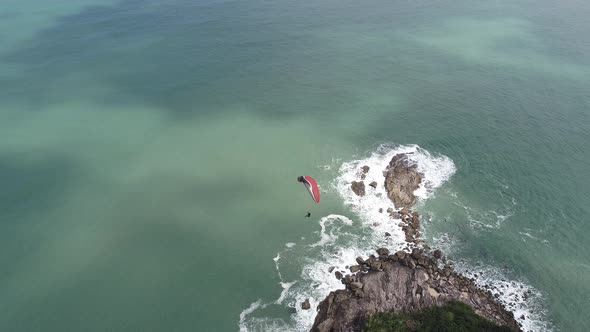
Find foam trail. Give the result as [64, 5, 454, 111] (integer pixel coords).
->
[286, 145, 457, 331]
[336, 144, 456, 209]
[431, 232, 552, 331]
[310, 214, 353, 247]
[293, 246, 368, 331]
[239, 144, 550, 331]
[273, 253, 283, 281]
[454, 262, 552, 331]
[240, 145, 458, 331]
[335, 144, 456, 247]
[239, 300, 262, 332]
[275, 282, 295, 305]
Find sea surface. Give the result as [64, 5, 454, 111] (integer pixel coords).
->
[1, 1, 589, 331]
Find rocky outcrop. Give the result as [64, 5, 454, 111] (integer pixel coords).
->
[399, 209, 421, 244]
[311, 152, 522, 332]
[384, 154, 422, 208]
[360, 166, 370, 180]
[351, 181, 365, 196]
[311, 249, 520, 332]
[302, 299, 311, 310]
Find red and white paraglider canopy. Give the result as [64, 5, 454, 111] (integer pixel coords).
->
[297, 176, 320, 203]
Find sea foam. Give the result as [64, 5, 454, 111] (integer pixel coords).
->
[240, 144, 549, 331]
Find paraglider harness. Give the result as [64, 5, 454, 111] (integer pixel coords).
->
[299, 177, 311, 217]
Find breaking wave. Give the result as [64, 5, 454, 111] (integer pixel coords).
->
[239, 144, 550, 331]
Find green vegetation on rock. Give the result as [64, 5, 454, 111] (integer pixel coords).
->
[364, 301, 513, 332]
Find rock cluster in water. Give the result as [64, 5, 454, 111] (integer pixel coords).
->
[311, 248, 520, 332]
[310, 153, 522, 332]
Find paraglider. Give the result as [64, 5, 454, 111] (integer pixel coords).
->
[297, 176, 320, 203]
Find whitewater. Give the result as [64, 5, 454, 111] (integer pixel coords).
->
[239, 144, 551, 332]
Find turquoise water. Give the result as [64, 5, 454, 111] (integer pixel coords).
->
[1, 1, 589, 331]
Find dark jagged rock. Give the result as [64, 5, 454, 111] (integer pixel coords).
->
[301, 299, 311, 310]
[351, 181, 366, 196]
[335, 271, 343, 280]
[311, 251, 521, 332]
[353, 289, 365, 298]
[369, 261, 382, 271]
[350, 265, 361, 273]
[433, 250, 443, 260]
[356, 257, 365, 265]
[411, 248, 423, 259]
[395, 250, 407, 260]
[360, 166, 370, 180]
[343, 275, 354, 285]
[384, 154, 423, 208]
[369, 181, 378, 188]
[376, 248, 390, 256]
[350, 282, 363, 290]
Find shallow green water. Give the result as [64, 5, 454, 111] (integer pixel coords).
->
[0, 1, 589, 331]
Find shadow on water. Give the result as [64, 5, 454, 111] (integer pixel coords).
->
[0, 217, 271, 332]
[0, 153, 79, 289]
[0, 154, 291, 331]
[0, 0, 366, 119]
[1, 0, 244, 112]
[0, 154, 76, 224]
[1, 0, 518, 120]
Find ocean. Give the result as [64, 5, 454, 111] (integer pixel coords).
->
[0, 1, 589, 331]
